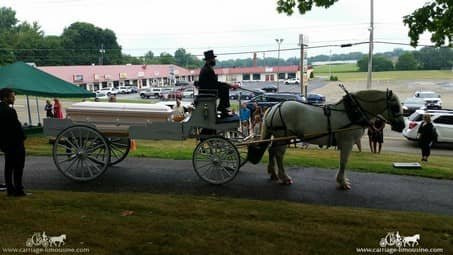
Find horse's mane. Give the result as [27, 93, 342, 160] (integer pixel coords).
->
[353, 90, 387, 102]
[339, 90, 385, 125]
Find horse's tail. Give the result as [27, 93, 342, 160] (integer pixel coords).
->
[247, 107, 271, 164]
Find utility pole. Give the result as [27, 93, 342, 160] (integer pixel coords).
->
[275, 38, 283, 92]
[299, 34, 308, 97]
[329, 49, 332, 78]
[99, 43, 105, 65]
[367, 0, 374, 89]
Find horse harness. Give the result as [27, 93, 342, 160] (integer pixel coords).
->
[266, 86, 399, 147]
[267, 101, 348, 147]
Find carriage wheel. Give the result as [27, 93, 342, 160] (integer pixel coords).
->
[52, 125, 110, 181]
[218, 130, 249, 167]
[107, 137, 131, 166]
[192, 137, 240, 185]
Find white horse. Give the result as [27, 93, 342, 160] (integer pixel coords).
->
[403, 234, 420, 247]
[49, 234, 66, 247]
[249, 89, 405, 190]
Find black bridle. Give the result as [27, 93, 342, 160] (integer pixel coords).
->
[339, 84, 402, 126]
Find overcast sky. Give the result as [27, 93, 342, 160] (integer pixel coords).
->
[2, 0, 433, 60]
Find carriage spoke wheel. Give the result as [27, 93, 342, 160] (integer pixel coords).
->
[192, 137, 240, 185]
[107, 137, 131, 166]
[219, 130, 251, 167]
[52, 125, 110, 181]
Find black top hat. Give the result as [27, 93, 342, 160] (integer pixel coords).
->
[203, 50, 217, 60]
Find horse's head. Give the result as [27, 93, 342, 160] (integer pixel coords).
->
[383, 90, 405, 132]
[353, 89, 405, 132]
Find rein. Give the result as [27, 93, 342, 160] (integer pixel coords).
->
[238, 126, 363, 147]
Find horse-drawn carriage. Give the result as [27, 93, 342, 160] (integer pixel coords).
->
[44, 85, 405, 189]
[44, 92, 249, 185]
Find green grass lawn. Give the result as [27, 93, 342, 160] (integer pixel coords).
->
[312, 63, 452, 81]
[313, 63, 359, 73]
[25, 134, 453, 180]
[0, 191, 452, 254]
[333, 70, 452, 81]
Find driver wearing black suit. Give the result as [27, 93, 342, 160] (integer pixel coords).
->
[198, 50, 239, 118]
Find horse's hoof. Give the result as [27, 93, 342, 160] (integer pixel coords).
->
[279, 179, 293, 185]
[269, 174, 279, 181]
[336, 182, 351, 190]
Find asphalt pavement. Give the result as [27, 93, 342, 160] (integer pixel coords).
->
[1, 156, 452, 216]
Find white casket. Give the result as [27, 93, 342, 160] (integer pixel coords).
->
[65, 102, 173, 135]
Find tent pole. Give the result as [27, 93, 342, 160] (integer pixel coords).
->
[35, 97, 41, 126]
[26, 95, 32, 126]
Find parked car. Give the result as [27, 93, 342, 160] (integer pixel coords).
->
[94, 92, 108, 101]
[246, 93, 306, 112]
[401, 97, 427, 116]
[262, 84, 278, 93]
[129, 86, 138, 93]
[230, 88, 263, 100]
[175, 80, 190, 86]
[140, 87, 173, 99]
[182, 87, 195, 98]
[413, 91, 442, 109]
[164, 90, 183, 100]
[118, 86, 131, 94]
[306, 93, 326, 105]
[402, 109, 453, 143]
[97, 87, 118, 96]
[284, 78, 299, 85]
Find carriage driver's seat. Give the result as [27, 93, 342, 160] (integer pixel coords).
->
[189, 90, 239, 131]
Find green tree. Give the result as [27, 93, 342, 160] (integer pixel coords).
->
[357, 55, 393, 72]
[0, 39, 15, 65]
[413, 47, 453, 70]
[403, 0, 452, 46]
[0, 7, 19, 64]
[0, 7, 18, 32]
[121, 54, 142, 64]
[158, 52, 176, 64]
[40, 35, 64, 66]
[395, 52, 418, 70]
[143, 50, 154, 64]
[10, 21, 45, 64]
[276, 0, 452, 46]
[174, 48, 187, 67]
[61, 22, 122, 65]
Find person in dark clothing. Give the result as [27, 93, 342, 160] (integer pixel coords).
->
[198, 50, 239, 118]
[0, 88, 28, 197]
[44, 100, 53, 118]
[367, 121, 375, 153]
[417, 114, 437, 162]
[372, 118, 385, 153]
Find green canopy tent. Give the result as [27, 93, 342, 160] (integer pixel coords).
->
[0, 61, 95, 126]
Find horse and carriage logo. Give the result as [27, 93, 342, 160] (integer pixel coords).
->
[379, 231, 420, 248]
[25, 232, 67, 248]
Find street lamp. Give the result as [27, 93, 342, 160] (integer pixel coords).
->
[367, 0, 374, 89]
[275, 38, 283, 92]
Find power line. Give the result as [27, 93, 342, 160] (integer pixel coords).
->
[2, 41, 445, 62]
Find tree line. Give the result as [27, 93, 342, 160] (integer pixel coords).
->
[0, 7, 202, 68]
[357, 47, 453, 72]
